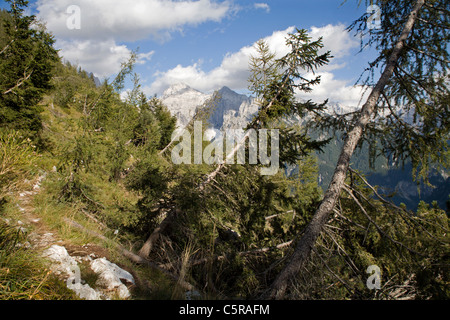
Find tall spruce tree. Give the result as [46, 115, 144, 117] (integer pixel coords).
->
[0, 0, 58, 136]
[136, 29, 332, 260]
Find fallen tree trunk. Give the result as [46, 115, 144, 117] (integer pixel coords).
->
[264, 0, 425, 300]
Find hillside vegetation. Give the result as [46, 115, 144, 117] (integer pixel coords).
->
[1, 1, 449, 300]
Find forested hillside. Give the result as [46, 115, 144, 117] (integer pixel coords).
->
[311, 130, 450, 211]
[0, 0, 448, 301]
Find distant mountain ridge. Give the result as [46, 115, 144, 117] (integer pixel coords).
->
[160, 83, 359, 129]
[160, 83, 260, 131]
[159, 83, 449, 211]
[160, 83, 211, 128]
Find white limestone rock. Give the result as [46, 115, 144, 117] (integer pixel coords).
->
[90, 257, 135, 299]
[43, 245, 101, 300]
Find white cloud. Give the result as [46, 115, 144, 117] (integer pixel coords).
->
[147, 24, 364, 108]
[137, 51, 155, 65]
[254, 3, 270, 13]
[147, 27, 295, 95]
[56, 39, 154, 78]
[57, 39, 130, 78]
[36, 0, 232, 77]
[309, 24, 358, 59]
[37, 0, 232, 41]
[295, 71, 368, 108]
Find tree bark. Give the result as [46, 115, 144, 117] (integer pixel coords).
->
[264, 0, 425, 300]
[138, 207, 175, 258]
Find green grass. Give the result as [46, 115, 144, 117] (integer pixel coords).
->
[0, 221, 77, 300]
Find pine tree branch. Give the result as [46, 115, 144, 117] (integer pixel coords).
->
[407, 44, 450, 64]
[380, 90, 414, 132]
[198, 74, 292, 191]
[395, 63, 436, 97]
[264, 0, 426, 300]
[348, 167, 449, 244]
[341, 184, 423, 256]
[85, 53, 136, 117]
[322, 226, 362, 277]
[423, 2, 450, 15]
[332, 208, 366, 230]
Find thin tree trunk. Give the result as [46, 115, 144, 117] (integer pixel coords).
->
[139, 72, 293, 258]
[138, 207, 175, 258]
[265, 0, 425, 300]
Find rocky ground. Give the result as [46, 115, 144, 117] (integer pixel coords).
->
[6, 172, 137, 300]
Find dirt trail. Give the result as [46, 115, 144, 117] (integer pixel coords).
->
[16, 173, 59, 249]
[12, 172, 136, 300]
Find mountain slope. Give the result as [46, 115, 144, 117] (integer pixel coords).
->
[160, 83, 259, 130]
[160, 83, 449, 211]
[160, 83, 210, 128]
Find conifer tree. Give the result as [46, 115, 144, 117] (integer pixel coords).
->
[0, 0, 58, 136]
[136, 29, 331, 260]
[267, 0, 449, 299]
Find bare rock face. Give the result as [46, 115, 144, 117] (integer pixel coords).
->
[43, 245, 102, 300]
[160, 83, 364, 133]
[160, 83, 260, 131]
[160, 83, 210, 129]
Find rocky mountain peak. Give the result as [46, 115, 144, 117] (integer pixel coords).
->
[160, 83, 211, 128]
[162, 83, 195, 98]
[218, 86, 237, 95]
[160, 84, 260, 130]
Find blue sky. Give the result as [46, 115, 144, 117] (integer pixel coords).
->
[3, 0, 377, 107]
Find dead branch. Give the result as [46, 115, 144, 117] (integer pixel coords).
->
[265, 210, 295, 221]
[342, 184, 423, 256]
[138, 206, 177, 258]
[3, 69, 33, 95]
[0, 39, 14, 55]
[80, 208, 108, 230]
[322, 226, 361, 275]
